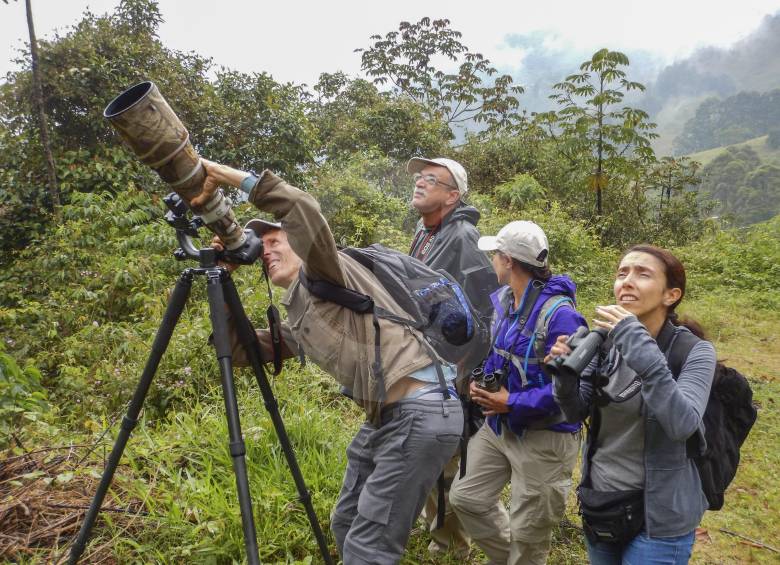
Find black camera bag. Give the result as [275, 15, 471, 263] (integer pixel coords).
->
[578, 486, 644, 546]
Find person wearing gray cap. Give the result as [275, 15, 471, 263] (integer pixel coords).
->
[448, 220, 586, 565]
[407, 156, 499, 558]
[194, 159, 464, 565]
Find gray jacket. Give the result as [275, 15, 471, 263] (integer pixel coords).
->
[409, 203, 498, 321]
[553, 316, 716, 537]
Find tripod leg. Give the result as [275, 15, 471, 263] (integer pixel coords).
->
[68, 270, 195, 564]
[206, 270, 261, 565]
[222, 276, 334, 565]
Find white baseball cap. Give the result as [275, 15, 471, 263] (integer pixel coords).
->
[478, 221, 549, 267]
[407, 157, 468, 196]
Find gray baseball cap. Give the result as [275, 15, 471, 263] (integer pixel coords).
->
[478, 221, 549, 267]
[407, 157, 468, 196]
[244, 218, 282, 236]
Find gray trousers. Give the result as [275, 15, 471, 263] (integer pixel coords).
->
[331, 397, 464, 565]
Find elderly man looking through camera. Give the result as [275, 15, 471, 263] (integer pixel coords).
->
[193, 160, 464, 565]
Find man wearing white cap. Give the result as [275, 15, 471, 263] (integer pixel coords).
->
[407, 157, 499, 558]
[407, 157, 497, 322]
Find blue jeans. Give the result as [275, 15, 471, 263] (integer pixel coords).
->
[586, 530, 695, 565]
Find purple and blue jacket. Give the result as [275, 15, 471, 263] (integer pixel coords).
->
[485, 275, 587, 436]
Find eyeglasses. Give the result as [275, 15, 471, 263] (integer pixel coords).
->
[412, 173, 459, 191]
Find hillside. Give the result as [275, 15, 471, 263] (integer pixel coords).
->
[685, 136, 780, 225]
[688, 135, 780, 168]
[673, 90, 780, 155]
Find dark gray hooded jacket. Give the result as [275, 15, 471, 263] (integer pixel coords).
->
[409, 202, 499, 321]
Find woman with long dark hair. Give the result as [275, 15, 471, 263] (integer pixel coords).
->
[551, 245, 716, 564]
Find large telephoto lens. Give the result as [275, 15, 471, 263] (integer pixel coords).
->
[104, 81, 246, 250]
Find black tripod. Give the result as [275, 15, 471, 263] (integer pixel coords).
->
[68, 200, 333, 564]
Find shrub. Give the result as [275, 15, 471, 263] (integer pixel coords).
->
[0, 344, 49, 449]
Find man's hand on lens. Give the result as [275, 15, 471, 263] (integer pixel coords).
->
[210, 235, 240, 273]
[190, 159, 224, 209]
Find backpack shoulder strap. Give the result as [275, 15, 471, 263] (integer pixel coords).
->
[656, 320, 701, 379]
[656, 320, 706, 458]
[298, 266, 375, 314]
[531, 294, 575, 368]
[491, 282, 543, 377]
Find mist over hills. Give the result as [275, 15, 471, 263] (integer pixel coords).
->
[499, 32, 663, 115]
[501, 12, 780, 156]
[640, 12, 780, 154]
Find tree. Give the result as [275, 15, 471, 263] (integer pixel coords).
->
[356, 18, 524, 132]
[0, 0, 318, 254]
[204, 70, 317, 186]
[648, 156, 701, 213]
[308, 72, 450, 163]
[537, 49, 657, 215]
[3, 0, 60, 215]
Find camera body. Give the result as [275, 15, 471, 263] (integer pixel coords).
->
[544, 326, 608, 379]
[471, 365, 504, 393]
[163, 192, 264, 265]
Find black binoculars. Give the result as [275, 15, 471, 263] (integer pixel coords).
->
[544, 326, 608, 380]
[471, 366, 504, 393]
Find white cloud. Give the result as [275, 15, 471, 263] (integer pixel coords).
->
[2, 0, 779, 86]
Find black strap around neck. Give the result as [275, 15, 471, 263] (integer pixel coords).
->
[262, 263, 283, 375]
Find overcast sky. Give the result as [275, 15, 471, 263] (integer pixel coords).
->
[3, 0, 780, 86]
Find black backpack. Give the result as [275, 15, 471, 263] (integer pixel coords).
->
[658, 322, 758, 511]
[298, 244, 490, 400]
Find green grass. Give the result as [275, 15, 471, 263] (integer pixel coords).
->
[687, 135, 780, 168]
[10, 289, 779, 564]
[4, 211, 779, 564]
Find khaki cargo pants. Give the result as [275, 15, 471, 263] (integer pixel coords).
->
[449, 423, 580, 565]
[420, 454, 471, 556]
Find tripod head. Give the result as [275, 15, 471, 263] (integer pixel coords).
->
[164, 192, 263, 265]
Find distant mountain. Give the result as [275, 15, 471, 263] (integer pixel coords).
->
[691, 136, 780, 225]
[673, 90, 780, 154]
[643, 12, 780, 155]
